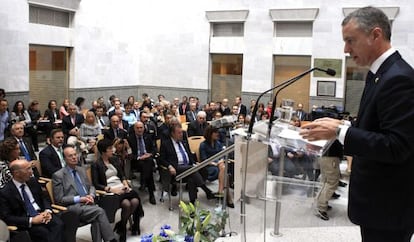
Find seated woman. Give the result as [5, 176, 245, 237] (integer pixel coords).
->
[0, 138, 20, 188]
[92, 139, 144, 241]
[199, 126, 234, 208]
[80, 111, 101, 153]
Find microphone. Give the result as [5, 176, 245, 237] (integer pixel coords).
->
[247, 67, 336, 136]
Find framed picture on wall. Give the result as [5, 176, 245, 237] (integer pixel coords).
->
[317, 81, 336, 97]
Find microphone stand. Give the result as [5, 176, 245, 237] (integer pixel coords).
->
[241, 67, 335, 241]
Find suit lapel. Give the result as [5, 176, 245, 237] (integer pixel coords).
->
[63, 168, 78, 192]
[356, 52, 402, 127]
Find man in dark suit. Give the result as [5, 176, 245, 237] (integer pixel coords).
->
[178, 96, 189, 115]
[295, 103, 309, 121]
[187, 111, 208, 137]
[185, 102, 198, 123]
[61, 104, 84, 141]
[39, 129, 65, 178]
[95, 106, 109, 130]
[52, 146, 117, 242]
[301, 7, 414, 242]
[139, 112, 157, 140]
[234, 96, 247, 117]
[158, 123, 214, 204]
[0, 159, 64, 242]
[103, 115, 128, 141]
[11, 122, 37, 162]
[128, 121, 157, 204]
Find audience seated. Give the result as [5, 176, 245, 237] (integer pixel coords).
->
[158, 123, 214, 204]
[52, 145, 118, 242]
[39, 129, 65, 179]
[92, 139, 143, 240]
[0, 138, 19, 188]
[0, 159, 64, 242]
[128, 121, 157, 204]
[187, 111, 208, 137]
[199, 126, 234, 208]
[61, 104, 84, 142]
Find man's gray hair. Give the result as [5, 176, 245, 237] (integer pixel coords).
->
[342, 6, 391, 41]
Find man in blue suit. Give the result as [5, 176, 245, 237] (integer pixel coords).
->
[301, 6, 414, 242]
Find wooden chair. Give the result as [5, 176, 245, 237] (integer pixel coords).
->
[187, 136, 205, 162]
[156, 139, 173, 210]
[181, 122, 189, 132]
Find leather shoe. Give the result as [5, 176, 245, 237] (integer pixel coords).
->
[171, 185, 178, 196]
[339, 180, 347, 187]
[315, 210, 329, 220]
[226, 201, 235, 208]
[331, 192, 340, 199]
[149, 194, 156, 205]
[206, 191, 215, 200]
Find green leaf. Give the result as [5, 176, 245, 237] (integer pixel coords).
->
[194, 231, 201, 242]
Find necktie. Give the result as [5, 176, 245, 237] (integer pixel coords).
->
[138, 136, 145, 156]
[360, 71, 375, 104]
[72, 170, 87, 196]
[57, 147, 65, 167]
[114, 128, 119, 138]
[99, 118, 105, 126]
[19, 139, 31, 161]
[20, 184, 38, 217]
[177, 141, 188, 165]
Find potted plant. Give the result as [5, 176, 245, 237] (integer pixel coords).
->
[141, 201, 229, 242]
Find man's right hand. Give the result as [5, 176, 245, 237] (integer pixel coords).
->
[169, 166, 176, 176]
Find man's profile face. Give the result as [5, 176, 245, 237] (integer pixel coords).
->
[12, 124, 25, 138]
[0, 100, 7, 113]
[342, 19, 376, 67]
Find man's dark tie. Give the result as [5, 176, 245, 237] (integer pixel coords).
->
[20, 184, 38, 217]
[177, 141, 188, 165]
[99, 118, 105, 126]
[72, 170, 87, 196]
[137, 136, 145, 156]
[19, 139, 31, 161]
[360, 71, 375, 104]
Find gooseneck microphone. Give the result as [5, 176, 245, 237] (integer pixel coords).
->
[247, 67, 336, 136]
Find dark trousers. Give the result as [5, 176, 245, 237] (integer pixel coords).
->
[133, 158, 155, 193]
[176, 165, 204, 203]
[29, 214, 64, 242]
[360, 226, 413, 242]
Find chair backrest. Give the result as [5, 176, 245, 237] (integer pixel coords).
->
[32, 160, 42, 177]
[187, 136, 205, 162]
[179, 115, 187, 123]
[45, 181, 55, 204]
[181, 122, 189, 132]
[0, 219, 9, 242]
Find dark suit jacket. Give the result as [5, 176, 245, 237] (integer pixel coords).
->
[127, 132, 156, 160]
[158, 137, 195, 169]
[52, 166, 95, 207]
[17, 137, 37, 161]
[43, 108, 59, 123]
[178, 102, 190, 115]
[103, 127, 128, 141]
[187, 120, 207, 137]
[239, 104, 247, 117]
[0, 177, 51, 229]
[61, 114, 84, 136]
[91, 157, 125, 191]
[39, 145, 63, 178]
[186, 110, 198, 123]
[344, 51, 414, 229]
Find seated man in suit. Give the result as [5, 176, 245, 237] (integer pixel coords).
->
[0, 159, 64, 242]
[158, 123, 214, 204]
[61, 104, 85, 142]
[39, 129, 65, 178]
[10, 123, 40, 176]
[187, 111, 208, 137]
[185, 102, 198, 123]
[52, 146, 117, 242]
[103, 115, 128, 141]
[95, 106, 109, 130]
[128, 121, 156, 204]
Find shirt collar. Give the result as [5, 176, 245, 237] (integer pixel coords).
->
[370, 47, 396, 74]
[12, 178, 24, 190]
